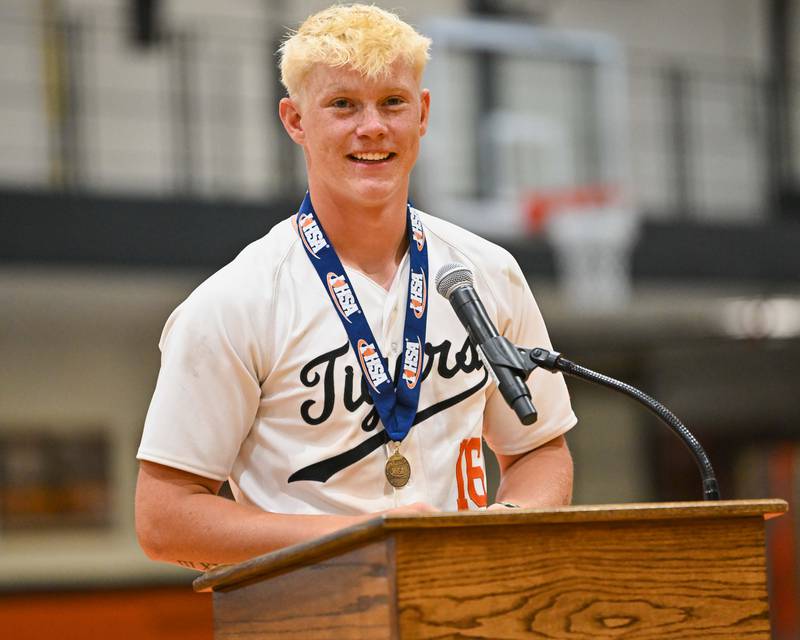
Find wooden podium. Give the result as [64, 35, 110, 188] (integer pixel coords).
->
[194, 499, 787, 639]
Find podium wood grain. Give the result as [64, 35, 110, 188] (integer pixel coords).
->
[394, 518, 768, 638]
[195, 500, 787, 639]
[212, 541, 393, 639]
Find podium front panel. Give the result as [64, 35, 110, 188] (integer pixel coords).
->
[393, 516, 770, 639]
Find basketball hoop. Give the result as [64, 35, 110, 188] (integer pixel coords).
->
[523, 184, 620, 233]
[522, 184, 639, 313]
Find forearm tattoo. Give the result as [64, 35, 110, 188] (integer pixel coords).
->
[176, 560, 219, 571]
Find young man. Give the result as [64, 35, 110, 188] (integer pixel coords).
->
[135, 4, 576, 569]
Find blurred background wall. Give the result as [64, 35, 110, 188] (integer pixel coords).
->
[1, 1, 798, 638]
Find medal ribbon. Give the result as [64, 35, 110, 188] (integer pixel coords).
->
[295, 192, 429, 442]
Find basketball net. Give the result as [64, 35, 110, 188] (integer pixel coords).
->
[523, 184, 639, 313]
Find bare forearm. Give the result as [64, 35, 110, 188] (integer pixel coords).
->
[138, 491, 369, 568]
[135, 461, 374, 568]
[135, 462, 440, 569]
[495, 435, 573, 508]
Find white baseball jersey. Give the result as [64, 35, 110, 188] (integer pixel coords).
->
[137, 209, 577, 514]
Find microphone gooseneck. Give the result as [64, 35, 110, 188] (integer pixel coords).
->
[523, 349, 721, 501]
[435, 262, 721, 501]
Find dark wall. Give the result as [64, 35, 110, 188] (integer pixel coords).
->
[3, 187, 800, 283]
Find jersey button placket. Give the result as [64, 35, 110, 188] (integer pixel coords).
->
[385, 269, 411, 502]
[382, 273, 404, 359]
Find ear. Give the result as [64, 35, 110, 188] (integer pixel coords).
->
[419, 89, 431, 137]
[279, 96, 305, 145]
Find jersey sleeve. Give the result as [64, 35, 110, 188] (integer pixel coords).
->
[137, 268, 267, 481]
[480, 256, 577, 455]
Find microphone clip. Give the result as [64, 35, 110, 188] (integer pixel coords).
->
[519, 347, 563, 373]
[478, 342, 563, 378]
[478, 342, 565, 379]
[479, 336, 532, 381]
[473, 335, 539, 425]
[472, 341, 566, 426]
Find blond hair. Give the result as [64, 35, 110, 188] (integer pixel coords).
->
[279, 4, 431, 99]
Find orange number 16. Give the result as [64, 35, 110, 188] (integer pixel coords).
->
[455, 437, 488, 510]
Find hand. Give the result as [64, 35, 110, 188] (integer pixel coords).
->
[381, 501, 439, 516]
[486, 502, 522, 512]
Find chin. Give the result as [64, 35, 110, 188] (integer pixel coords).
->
[347, 180, 403, 206]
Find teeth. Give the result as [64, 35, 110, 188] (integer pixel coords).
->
[352, 152, 390, 161]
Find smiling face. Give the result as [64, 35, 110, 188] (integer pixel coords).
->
[279, 59, 430, 212]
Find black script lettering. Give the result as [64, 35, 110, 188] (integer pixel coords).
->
[289, 369, 490, 483]
[299, 342, 349, 425]
[362, 407, 380, 431]
[456, 338, 482, 373]
[299, 337, 483, 428]
[419, 342, 435, 381]
[343, 365, 380, 432]
[422, 339, 483, 381]
[343, 365, 371, 412]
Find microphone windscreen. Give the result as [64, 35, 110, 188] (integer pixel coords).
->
[435, 263, 473, 299]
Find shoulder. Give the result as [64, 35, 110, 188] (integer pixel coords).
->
[158, 217, 302, 378]
[186, 216, 299, 309]
[415, 209, 525, 295]
[163, 217, 300, 340]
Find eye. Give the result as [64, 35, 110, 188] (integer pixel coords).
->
[384, 96, 406, 107]
[330, 98, 352, 109]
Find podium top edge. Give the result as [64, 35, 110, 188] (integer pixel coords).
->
[380, 498, 788, 528]
[193, 498, 786, 593]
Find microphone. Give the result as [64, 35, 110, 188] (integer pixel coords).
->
[435, 262, 538, 425]
[436, 263, 721, 500]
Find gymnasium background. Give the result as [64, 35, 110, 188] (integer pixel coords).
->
[1, 1, 798, 638]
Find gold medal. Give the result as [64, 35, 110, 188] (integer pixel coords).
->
[385, 442, 411, 488]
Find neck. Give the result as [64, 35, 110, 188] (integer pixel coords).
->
[308, 185, 409, 290]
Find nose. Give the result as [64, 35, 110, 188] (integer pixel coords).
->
[355, 105, 388, 138]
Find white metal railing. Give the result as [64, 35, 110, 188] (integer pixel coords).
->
[0, 5, 786, 225]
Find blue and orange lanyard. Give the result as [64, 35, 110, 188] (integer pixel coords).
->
[295, 191, 428, 442]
